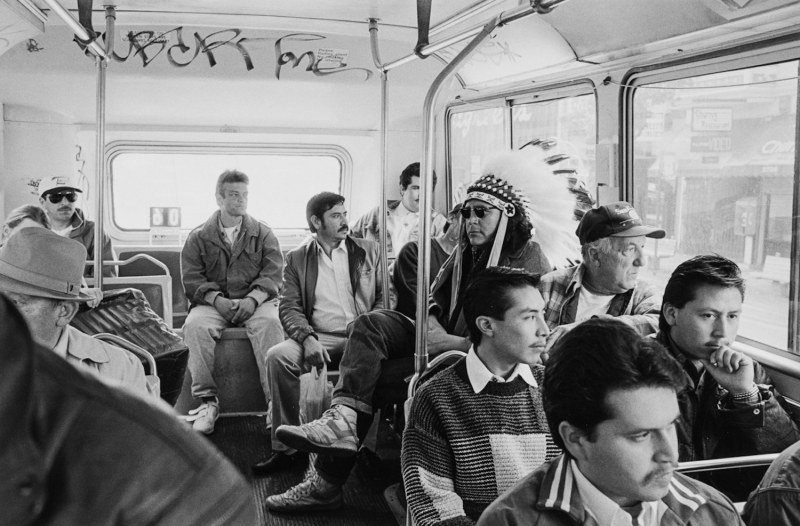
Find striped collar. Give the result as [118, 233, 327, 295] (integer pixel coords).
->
[537, 455, 709, 525]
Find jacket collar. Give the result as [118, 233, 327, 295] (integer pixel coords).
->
[68, 208, 87, 230]
[537, 455, 709, 525]
[199, 211, 258, 245]
[65, 326, 110, 364]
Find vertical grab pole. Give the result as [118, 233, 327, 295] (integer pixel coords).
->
[369, 19, 391, 306]
[410, 17, 501, 397]
[93, 5, 115, 289]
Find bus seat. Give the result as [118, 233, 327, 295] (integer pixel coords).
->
[174, 327, 269, 415]
[117, 248, 188, 328]
[71, 288, 189, 406]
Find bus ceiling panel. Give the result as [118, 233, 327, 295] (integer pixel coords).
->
[545, 0, 800, 65]
[0, 1, 46, 59]
[0, 24, 440, 129]
[433, 15, 576, 90]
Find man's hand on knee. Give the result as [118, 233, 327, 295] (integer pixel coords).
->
[213, 296, 237, 323]
[231, 296, 257, 324]
[303, 335, 331, 373]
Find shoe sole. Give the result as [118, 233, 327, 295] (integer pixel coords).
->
[275, 429, 357, 458]
[266, 498, 343, 513]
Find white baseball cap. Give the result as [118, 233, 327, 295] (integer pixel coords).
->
[38, 176, 83, 198]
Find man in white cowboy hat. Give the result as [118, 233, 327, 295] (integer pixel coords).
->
[37, 174, 117, 278]
[0, 227, 147, 396]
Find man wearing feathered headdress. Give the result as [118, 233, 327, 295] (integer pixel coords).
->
[265, 149, 578, 513]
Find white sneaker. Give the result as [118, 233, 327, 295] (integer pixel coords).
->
[187, 400, 219, 435]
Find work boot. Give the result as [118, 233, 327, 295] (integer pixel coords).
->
[265, 470, 343, 512]
[187, 398, 219, 435]
[275, 404, 358, 456]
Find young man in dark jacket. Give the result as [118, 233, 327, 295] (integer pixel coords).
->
[181, 169, 284, 435]
[479, 318, 743, 526]
[252, 192, 383, 477]
[656, 254, 800, 499]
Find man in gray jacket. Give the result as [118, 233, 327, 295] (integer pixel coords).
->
[181, 169, 284, 435]
[252, 192, 383, 476]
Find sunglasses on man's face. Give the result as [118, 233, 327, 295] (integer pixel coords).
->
[459, 206, 493, 219]
[46, 192, 78, 204]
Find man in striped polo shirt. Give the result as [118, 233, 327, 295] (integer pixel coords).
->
[479, 318, 742, 526]
[402, 267, 561, 526]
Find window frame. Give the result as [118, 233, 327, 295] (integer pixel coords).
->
[104, 140, 351, 241]
[621, 40, 800, 355]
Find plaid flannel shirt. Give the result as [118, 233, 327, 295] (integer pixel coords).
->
[538, 264, 661, 336]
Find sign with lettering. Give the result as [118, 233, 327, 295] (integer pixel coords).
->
[692, 108, 733, 132]
[150, 207, 181, 227]
[690, 135, 732, 153]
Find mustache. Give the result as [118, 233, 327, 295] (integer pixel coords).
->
[643, 463, 678, 484]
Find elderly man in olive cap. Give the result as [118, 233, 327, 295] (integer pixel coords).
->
[0, 227, 147, 396]
[539, 201, 665, 353]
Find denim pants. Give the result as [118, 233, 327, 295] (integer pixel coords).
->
[183, 299, 284, 402]
[316, 309, 416, 484]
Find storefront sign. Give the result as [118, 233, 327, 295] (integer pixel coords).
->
[692, 108, 733, 132]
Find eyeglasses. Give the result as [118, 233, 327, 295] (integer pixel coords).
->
[46, 192, 78, 204]
[459, 206, 492, 219]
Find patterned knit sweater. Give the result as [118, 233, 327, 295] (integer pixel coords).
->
[401, 358, 560, 526]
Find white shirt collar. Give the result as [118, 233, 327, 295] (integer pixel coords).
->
[570, 459, 659, 526]
[314, 237, 346, 256]
[395, 201, 414, 217]
[465, 346, 537, 394]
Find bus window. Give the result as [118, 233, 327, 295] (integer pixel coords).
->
[511, 94, 597, 191]
[109, 147, 344, 232]
[632, 62, 798, 351]
[449, 106, 508, 198]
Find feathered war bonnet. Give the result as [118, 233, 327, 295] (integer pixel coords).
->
[449, 148, 580, 313]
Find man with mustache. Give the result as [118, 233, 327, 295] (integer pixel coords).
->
[252, 192, 384, 476]
[351, 162, 448, 262]
[479, 318, 742, 526]
[38, 175, 116, 277]
[539, 201, 664, 353]
[656, 255, 800, 499]
[181, 169, 284, 435]
[403, 267, 560, 526]
[268, 149, 572, 512]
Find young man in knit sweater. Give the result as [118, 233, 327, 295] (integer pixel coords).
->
[402, 267, 561, 526]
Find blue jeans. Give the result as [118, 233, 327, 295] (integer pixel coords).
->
[317, 309, 416, 484]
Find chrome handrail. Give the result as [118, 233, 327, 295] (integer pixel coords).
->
[93, 332, 157, 377]
[677, 453, 780, 474]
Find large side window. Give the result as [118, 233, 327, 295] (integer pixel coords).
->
[109, 146, 344, 232]
[448, 106, 508, 199]
[511, 94, 597, 192]
[448, 92, 596, 202]
[631, 62, 798, 350]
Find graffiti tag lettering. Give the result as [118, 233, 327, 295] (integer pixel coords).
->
[107, 27, 372, 81]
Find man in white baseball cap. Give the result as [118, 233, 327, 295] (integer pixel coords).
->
[0, 227, 147, 395]
[38, 175, 117, 277]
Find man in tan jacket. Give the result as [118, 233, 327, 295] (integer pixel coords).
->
[0, 227, 148, 396]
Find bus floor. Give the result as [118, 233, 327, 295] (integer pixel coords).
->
[206, 413, 404, 525]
